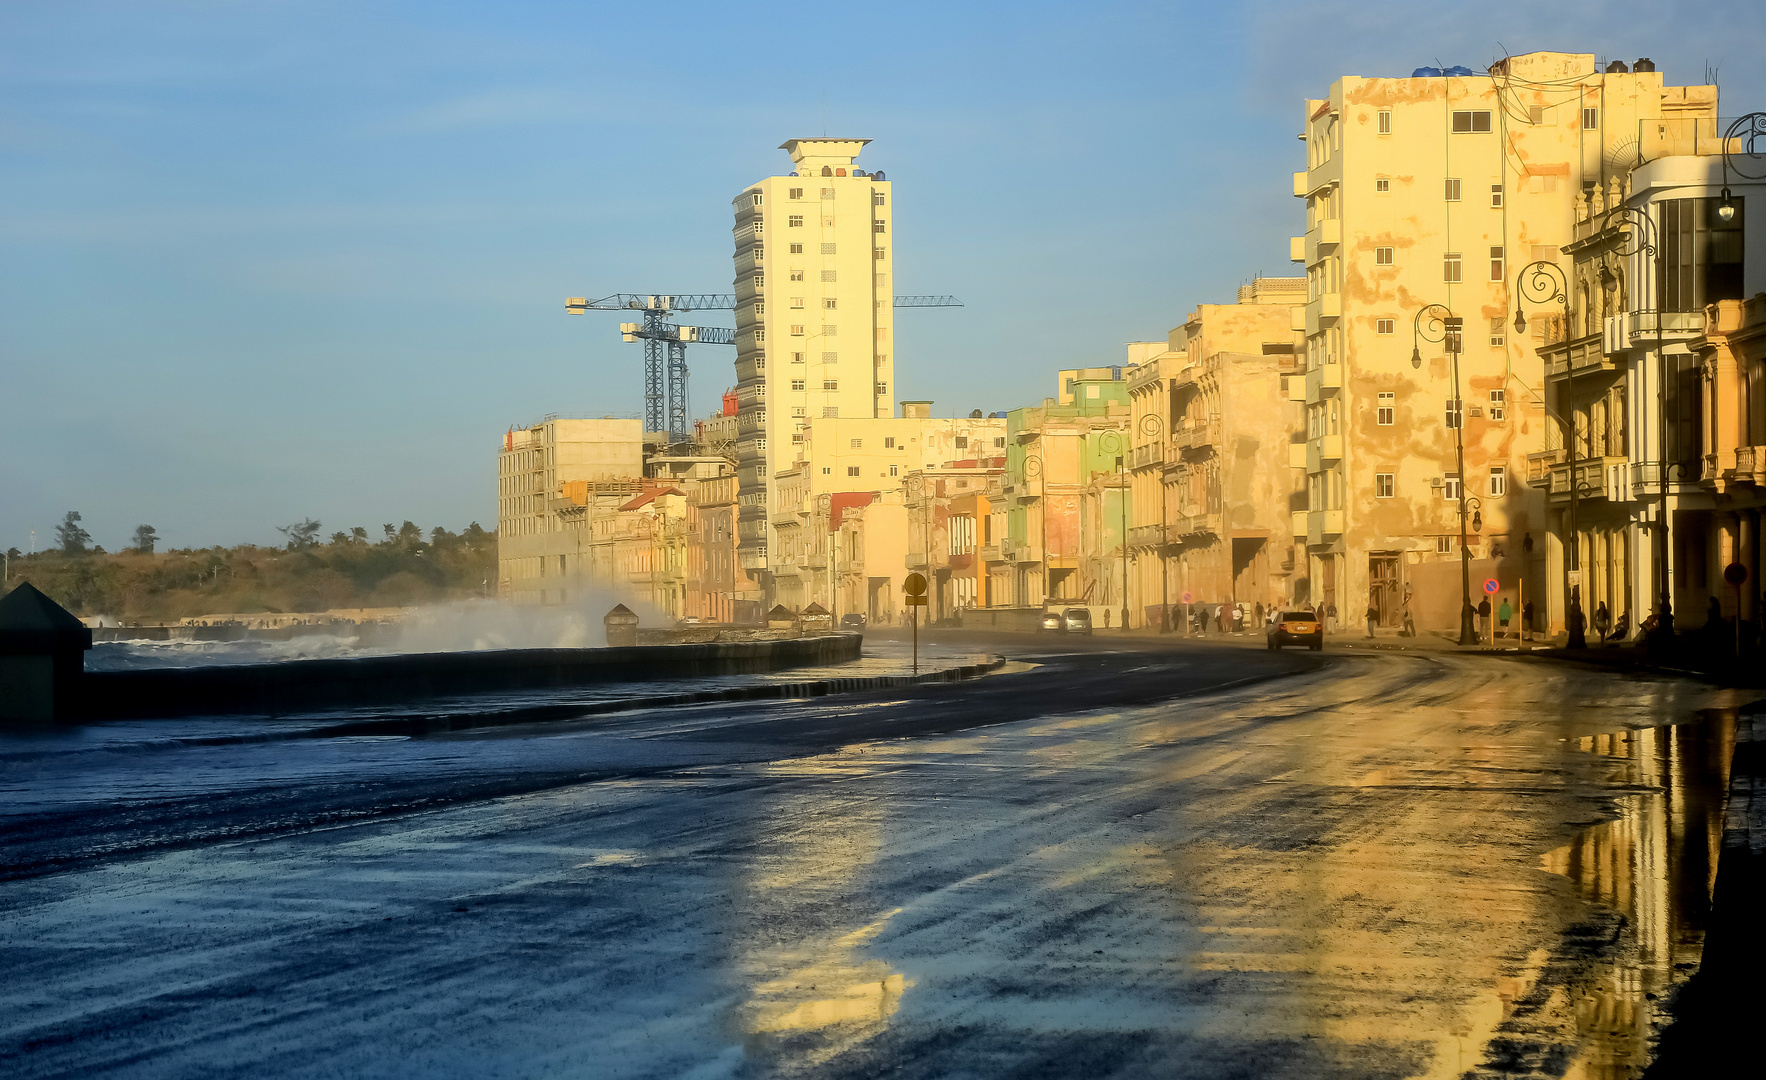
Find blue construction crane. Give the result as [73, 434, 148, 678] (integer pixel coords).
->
[566, 292, 963, 444]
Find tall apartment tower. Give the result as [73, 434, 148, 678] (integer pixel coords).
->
[1291, 52, 1718, 630]
[731, 139, 894, 579]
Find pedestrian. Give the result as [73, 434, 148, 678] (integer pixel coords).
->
[1325, 602, 1337, 632]
[1253, 601, 1264, 628]
[1497, 597, 1512, 640]
[1477, 595, 1492, 643]
[1593, 601, 1612, 644]
[1613, 610, 1630, 642]
[1522, 599, 1534, 642]
[1365, 598, 1378, 638]
[1103, 608, 1112, 629]
[1401, 604, 1416, 638]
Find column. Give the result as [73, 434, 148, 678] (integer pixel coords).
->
[1743, 510, 1759, 631]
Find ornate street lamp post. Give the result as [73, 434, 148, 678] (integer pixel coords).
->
[1512, 260, 1585, 648]
[1716, 112, 1765, 226]
[1412, 304, 1478, 646]
[1098, 428, 1130, 630]
[1024, 453, 1046, 607]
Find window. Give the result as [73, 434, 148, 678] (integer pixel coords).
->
[1490, 184, 1504, 208]
[790, 324, 804, 336]
[994, 436, 1006, 447]
[821, 216, 834, 227]
[823, 298, 837, 309]
[884, 437, 896, 449]
[752, 245, 763, 260]
[1488, 388, 1506, 421]
[1437, 535, 1454, 553]
[753, 328, 765, 343]
[789, 243, 803, 254]
[1489, 466, 1507, 496]
[791, 406, 806, 416]
[822, 324, 837, 336]
[1375, 473, 1395, 498]
[1582, 107, 1598, 130]
[1528, 105, 1544, 125]
[788, 215, 803, 227]
[751, 193, 763, 207]
[821, 187, 835, 198]
[1445, 178, 1462, 201]
[1376, 318, 1395, 335]
[790, 379, 806, 391]
[823, 406, 838, 418]
[876, 382, 888, 396]
[790, 271, 804, 282]
[1444, 398, 1463, 429]
[791, 297, 804, 308]
[789, 187, 803, 199]
[791, 432, 803, 443]
[1488, 245, 1504, 282]
[822, 379, 838, 390]
[821, 243, 837, 254]
[755, 355, 765, 369]
[1375, 247, 1394, 265]
[1443, 472, 1461, 500]
[874, 221, 887, 233]
[1377, 392, 1395, 425]
[889, 465, 899, 477]
[954, 436, 968, 449]
[753, 273, 764, 287]
[1375, 177, 1391, 193]
[1451, 110, 1492, 133]
[1489, 316, 1506, 347]
[791, 351, 804, 363]
[850, 438, 862, 448]
[752, 301, 765, 317]
[1443, 252, 1462, 282]
[874, 193, 886, 206]
[822, 351, 838, 363]
[756, 438, 766, 452]
[874, 247, 886, 260]
[1658, 197, 1746, 311]
[822, 467, 831, 474]
[821, 270, 837, 282]
[1377, 110, 1391, 134]
[847, 466, 861, 477]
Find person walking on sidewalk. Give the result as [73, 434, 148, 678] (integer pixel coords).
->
[1497, 597, 1513, 640]
[1365, 598, 1378, 638]
[1593, 601, 1612, 644]
[1522, 599, 1534, 642]
[1477, 596, 1492, 643]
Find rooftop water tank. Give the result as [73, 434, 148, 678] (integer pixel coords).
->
[1606, 60, 1629, 73]
[1634, 58, 1656, 72]
[1444, 65, 1476, 77]
[1412, 66, 1443, 78]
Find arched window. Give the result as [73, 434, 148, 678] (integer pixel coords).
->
[821, 166, 832, 176]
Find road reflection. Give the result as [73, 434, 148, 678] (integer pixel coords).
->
[726, 756, 913, 1069]
[1532, 714, 1734, 1077]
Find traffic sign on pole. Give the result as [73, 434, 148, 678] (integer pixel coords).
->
[1483, 578, 1499, 595]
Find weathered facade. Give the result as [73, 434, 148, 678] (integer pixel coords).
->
[496, 418, 644, 602]
[686, 473, 740, 623]
[1292, 52, 1719, 631]
[1129, 280, 1307, 628]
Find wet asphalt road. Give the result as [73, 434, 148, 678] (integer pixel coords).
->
[0, 633, 1747, 1078]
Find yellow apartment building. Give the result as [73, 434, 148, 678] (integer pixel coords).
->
[730, 138, 895, 586]
[1292, 51, 1719, 631]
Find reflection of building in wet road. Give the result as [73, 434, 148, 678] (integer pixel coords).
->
[0, 641, 1750, 1077]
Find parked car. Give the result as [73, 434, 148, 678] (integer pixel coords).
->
[1039, 610, 1064, 633]
[1267, 609, 1323, 651]
[840, 613, 867, 629]
[1062, 607, 1093, 636]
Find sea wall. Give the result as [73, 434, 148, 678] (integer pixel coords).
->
[75, 633, 863, 719]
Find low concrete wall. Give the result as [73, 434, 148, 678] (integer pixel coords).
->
[955, 607, 1045, 633]
[75, 633, 863, 720]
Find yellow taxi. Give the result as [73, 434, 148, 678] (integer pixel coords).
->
[1267, 609, 1323, 651]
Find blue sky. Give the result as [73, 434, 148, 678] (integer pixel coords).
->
[3, 0, 1761, 550]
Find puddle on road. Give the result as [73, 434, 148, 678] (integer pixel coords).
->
[1476, 713, 1735, 1077]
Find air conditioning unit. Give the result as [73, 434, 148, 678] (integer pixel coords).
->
[1430, 477, 1445, 489]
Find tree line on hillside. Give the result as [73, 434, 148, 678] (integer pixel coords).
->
[3, 512, 497, 621]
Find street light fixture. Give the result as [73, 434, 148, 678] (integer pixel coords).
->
[1717, 112, 1765, 224]
[1512, 259, 1585, 648]
[1413, 304, 1478, 646]
[1139, 412, 1170, 631]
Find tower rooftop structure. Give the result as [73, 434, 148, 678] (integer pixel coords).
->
[780, 138, 871, 174]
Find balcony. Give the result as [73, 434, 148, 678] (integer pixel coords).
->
[1305, 362, 1342, 399]
[1630, 459, 1706, 493]
[1132, 441, 1166, 469]
[1305, 433, 1344, 473]
[1621, 309, 1706, 345]
[1286, 442, 1308, 469]
[1291, 510, 1308, 538]
[1525, 447, 1564, 486]
[1128, 524, 1167, 549]
[1173, 512, 1221, 538]
[1170, 417, 1220, 452]
[1286, 375, 1306, 402]
[1536, 455, 1629, 502]
[1317, 292, 1341, 320]
[1292, 171, 1307, 198]
[1732, 446, 1766, 485]
[1289, 236, 1305, 263]
[980, 543, 1003, 563]
[1541, 332, 1609, 379]
[1127, 363, 1164, 392]
[1306, 509, 1345, 545]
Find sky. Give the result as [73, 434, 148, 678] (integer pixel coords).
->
[3, 0, 1762, 551]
